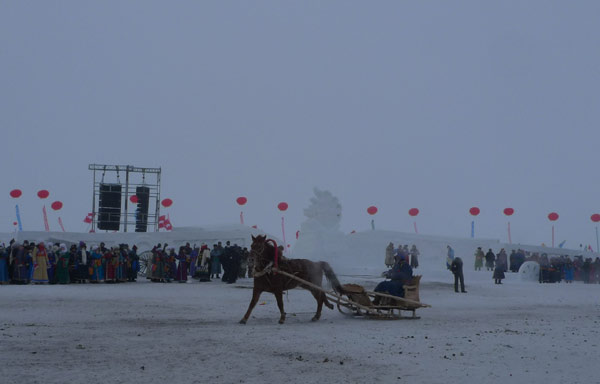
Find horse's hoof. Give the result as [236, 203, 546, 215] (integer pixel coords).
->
[239, 319, 247, 324]
[311, 316, 320, 322]
[278, 319, 285, 324]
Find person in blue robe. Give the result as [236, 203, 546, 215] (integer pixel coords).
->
[374, 254, 413, 301]
[90, 248, 104, 283]
[0, 244, 9, 284]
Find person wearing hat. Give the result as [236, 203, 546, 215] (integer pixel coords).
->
[56, 245, 71, 284]
[31, 243, 50, 284]
[90, 246, 104, 283]
[128, 245, 139, 282]
[474, 247, 484, 271]
[373, 252, 413, 303]
[75, 242, 90, 283]
[409, 245, 420, 269]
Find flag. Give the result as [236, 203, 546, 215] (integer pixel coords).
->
[15, 205, 23, 231]
[558, 240, 566, 248]
[58, 217, 66, 232]
[158, 215, 166, 229]
[164, 215, 173, 231]
[83, 212, 93, 224]
[42, 205, 50, 232]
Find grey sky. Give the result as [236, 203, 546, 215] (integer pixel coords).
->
[1, 1, 599, 249]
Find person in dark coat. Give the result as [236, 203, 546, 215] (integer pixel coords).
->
[451, 257, 466, 293]
[485, 249, 495, 271]
[221, 241, 233, 283]
[374, 254, 413, 303]
[493, 263, 505, 284]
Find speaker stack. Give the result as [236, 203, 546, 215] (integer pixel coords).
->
[98, 183, 122, 231]
[135, 186, 150, 232]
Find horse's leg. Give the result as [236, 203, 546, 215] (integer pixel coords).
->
[240, 287, 262, 324]
[309, 289, 325, 321]
[274, 291, 286, 324]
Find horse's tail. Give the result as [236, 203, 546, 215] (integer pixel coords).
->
[320, 262, 343, 294]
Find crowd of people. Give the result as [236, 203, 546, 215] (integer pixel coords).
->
[0, 238, 256, 286]
[147, 241, 252, 284]
[385, 243, 420, 269]
[460, 245, 600, 285]
[0, 239, 140, 284]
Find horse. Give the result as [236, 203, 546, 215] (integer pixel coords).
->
[240, 235, 343, 324]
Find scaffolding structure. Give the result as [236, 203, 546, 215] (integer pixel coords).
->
[89, 164, 162, 232]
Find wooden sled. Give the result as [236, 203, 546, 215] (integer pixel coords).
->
[337, 276, 430, 320]
[270, 268, 430, 320]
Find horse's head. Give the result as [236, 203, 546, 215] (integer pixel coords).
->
[250, 235, 268, 257]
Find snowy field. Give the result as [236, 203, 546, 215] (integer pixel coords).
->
[1, 271, 599, 384]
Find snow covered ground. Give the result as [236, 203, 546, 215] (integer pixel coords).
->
[1, 270, 599, 384]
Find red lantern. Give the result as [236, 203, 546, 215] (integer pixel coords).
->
[277, 202, 288, 212]
[9, 189, 22, 198]
[367, 206, 378, 215]
[469, 207, 480, 216]
[503, 208, 514, 216]
[37, 190, 49, 199]
[12, 221, 18, 226]
[548, 212, 559, 221]
[408, 208, 419, 217]
[161, 198, 173, 208]
[236, 197, 248, 206]
[591, 214, 600, 223]
[130, 195, 138, 204]
[50, 201, 63, 210]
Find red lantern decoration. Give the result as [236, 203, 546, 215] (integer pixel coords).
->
[236, 197, 248, 206]
[469, 207, 480, 216]
[9, 189, 22, 198]
[161, 198, 173, 208]
[277, 202, 288, 212]
[503, 208, 514, 216]
[548, 212, 559, 221]
[37, 190, 50, 199]
[130, 195, 138, 204]
[50, 201, 63, 210]
[13, 221, 18, 226]
[408, 208, 419, 217]
[591, 214, 600, 223]
[367, 206, 378, 215]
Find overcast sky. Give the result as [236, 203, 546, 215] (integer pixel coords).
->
[1, 1, 599, 249]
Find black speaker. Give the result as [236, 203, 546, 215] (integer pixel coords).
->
[135, 186, 150, 232]
[98, 183, 122, 231]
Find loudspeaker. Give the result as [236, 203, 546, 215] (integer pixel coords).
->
[135, 186, 150, 232]
[98, 183, 121, 231]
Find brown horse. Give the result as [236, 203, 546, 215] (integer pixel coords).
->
[240, 235, 343, 324]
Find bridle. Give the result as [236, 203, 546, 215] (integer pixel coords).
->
[251, 238, 280, 276]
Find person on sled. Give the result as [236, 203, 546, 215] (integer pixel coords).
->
[373, 253, 413, 304]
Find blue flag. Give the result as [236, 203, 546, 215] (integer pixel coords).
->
[15, 204, 23, 231]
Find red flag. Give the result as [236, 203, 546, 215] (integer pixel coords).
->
[158, 215, 166, 229]
[164, 215, 173, 231]
[42, 205, 50, 232]
[83, 212, 93, 224]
